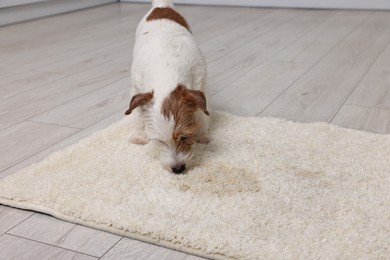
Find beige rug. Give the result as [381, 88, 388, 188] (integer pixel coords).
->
[0, 111, 389, 259]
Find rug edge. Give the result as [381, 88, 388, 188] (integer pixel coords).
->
[0, 197, 227, 260]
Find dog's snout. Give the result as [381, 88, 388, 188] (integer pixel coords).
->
[171, 164, 186, 174]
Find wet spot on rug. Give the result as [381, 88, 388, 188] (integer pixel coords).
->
[177, 163, 260, 196]
[295, 168, 324, 178]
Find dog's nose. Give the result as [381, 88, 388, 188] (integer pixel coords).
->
[171, 164, 186, 174]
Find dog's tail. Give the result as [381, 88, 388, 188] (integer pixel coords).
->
[152, 0, 174, 8]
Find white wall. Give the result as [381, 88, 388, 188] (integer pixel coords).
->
[121, 0, 390, 10]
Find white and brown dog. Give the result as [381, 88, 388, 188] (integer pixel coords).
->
[125, 0, 210, 174]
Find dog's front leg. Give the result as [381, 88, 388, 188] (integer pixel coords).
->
[129, 110, 149, 145]
[196, 111, 211, 144]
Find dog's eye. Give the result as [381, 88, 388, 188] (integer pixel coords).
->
[180, 135, 188, 142]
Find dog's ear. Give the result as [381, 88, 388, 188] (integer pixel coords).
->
[125, 92, 153, 115]
[186, 90, 209, 116]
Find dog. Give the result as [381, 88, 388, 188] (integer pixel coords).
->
[125, 0, 210, 174]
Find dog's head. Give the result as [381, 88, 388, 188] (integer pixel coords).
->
[125, 84, 209, 174]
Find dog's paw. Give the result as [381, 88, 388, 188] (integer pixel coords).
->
[196, 135, 211, 144]
[129, 133, 149, 145]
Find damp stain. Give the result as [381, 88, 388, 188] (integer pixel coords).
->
[295, 169, 324, 178]
[177, 163, 261, 196]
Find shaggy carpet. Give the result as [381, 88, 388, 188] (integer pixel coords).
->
[0, 111, 389, 259]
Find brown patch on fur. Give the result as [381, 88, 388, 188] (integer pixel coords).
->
[125, 92, 153, 115]
[147, 7, 191, 32]
[162, 84, 209, 154]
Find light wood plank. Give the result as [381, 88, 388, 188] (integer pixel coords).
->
[101, 238, 204, 260]
[200, 8, 302, 62]
[195, 7, 282, 47]
[331, 105, 390, 134]
[0, 6, 146, 68]
[32, 42, 130, 76]
[346, 41, 390, 109]
[8, 213, 121, 257]
[175, 4, 226, 26]
[0, 0, 117, 27]
[0, 111, 124, 178]
[0, 0, 51, 9]
[0, 234, 96, 260]
[0, 69, 66, 99]
[0, 206, 33, 235]
[260, 12, 390, 123]
[0, 26, 131, 68]
[31, 77, 130, 128]
[0, 121, 78, 172]
[210, 11, 370, 117]
[207, 9, 334, 92]
[271, 11, 370, 64]
[0, 57, 130, 131]
[210, 61, 310, 116]
[0, 65, 12, 77]
[0, 4, 144, 49]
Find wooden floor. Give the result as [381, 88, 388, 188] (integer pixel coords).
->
[1, 3, 390, 259]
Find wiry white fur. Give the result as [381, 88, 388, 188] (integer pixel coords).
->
[159, 140, 193, 170]
[129, 0, 209, 170]
[141, 107, 193, 169]
[131, 9, 207, 107]
[142, 108, 174, 142]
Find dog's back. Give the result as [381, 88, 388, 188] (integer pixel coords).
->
[131, 0, 207, 107]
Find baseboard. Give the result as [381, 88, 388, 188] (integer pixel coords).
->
[0, 0, 117, 27]
[120, 0, 390, 10]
